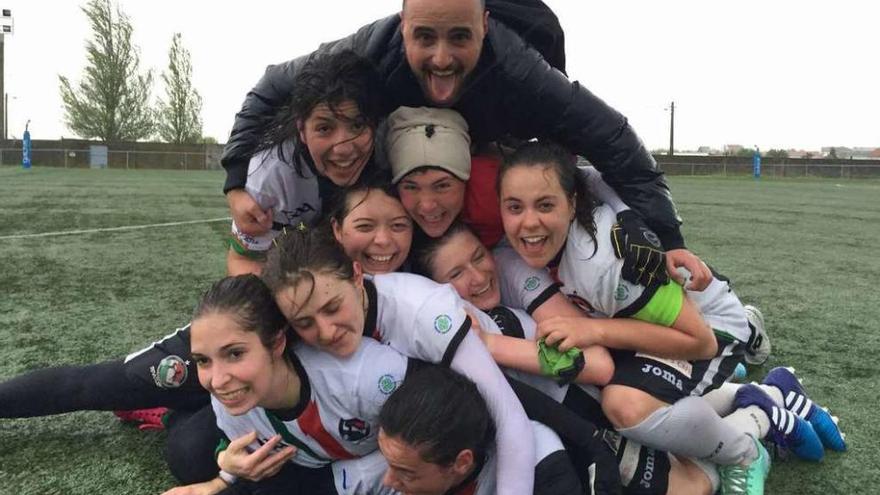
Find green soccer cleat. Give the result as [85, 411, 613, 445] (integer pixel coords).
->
[719, 438, 771, 495]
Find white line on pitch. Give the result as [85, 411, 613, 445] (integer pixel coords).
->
[0, 217, 232, 240]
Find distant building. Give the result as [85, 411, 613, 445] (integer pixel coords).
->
[821, 146, 878, 159]
[724, 144, 744, 155]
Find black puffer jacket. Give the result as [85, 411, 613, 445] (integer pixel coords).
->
[221, 14, 685, 249]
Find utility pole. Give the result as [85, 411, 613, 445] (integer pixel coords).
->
[668, 100, 675, 156]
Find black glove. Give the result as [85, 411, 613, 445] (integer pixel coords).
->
[610, 210, 668, 288]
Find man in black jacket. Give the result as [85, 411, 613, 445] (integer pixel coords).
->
[222, 0, 712, 289]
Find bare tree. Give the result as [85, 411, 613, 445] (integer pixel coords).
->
[58, 0, 153, 142]
[156, 33, 203, 144]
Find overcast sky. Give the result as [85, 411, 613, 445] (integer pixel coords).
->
[2, 0, 877, 151]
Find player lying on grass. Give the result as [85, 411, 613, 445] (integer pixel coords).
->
[493, 142, 849, 494]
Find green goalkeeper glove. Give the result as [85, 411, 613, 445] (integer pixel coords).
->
[537, 338, 585, 385]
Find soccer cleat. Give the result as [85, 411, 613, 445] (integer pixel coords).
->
[762, 366, 847, 452]
[113, 407, 169, 431]
[743, 305, 771, 365]
[718, 437, 771, 495]
[735, 384, 824, 461]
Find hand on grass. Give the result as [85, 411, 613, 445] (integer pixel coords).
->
[537, 316, 601, 352]
[218, 431, 296, 481]
[227, 189, 272, 236]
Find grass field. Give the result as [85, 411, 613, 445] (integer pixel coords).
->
[1, 165, 878, 494]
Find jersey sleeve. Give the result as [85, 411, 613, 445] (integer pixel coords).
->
[353, 341, 410, 421]
[229, 148, 289, 255]
[450, 330, 535, 494]
[406, 283, 472, 366]
[493, 243, 561, 314]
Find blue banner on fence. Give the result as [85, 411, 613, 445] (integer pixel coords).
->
[753, 150, 761, 178]
[22, 129, 32, 169]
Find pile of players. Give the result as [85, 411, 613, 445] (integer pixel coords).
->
[0, 1, 847, 494]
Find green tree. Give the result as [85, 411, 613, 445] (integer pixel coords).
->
[735, 148, 754, 157]
[766, 149, 789, 159]
[58, 0, 154, 142]
[156, 33, 203, 144]
[828, 147, 838, 159]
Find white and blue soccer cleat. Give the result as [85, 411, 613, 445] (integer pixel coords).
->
[735, 384, 824, 461]
[762, 366, 847, 452]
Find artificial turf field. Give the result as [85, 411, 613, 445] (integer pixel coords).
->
[0, 165, 877, 494]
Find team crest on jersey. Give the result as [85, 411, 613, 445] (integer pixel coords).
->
[150, 355, 188, 388]
[338, 418, 371, 443]
[433, 314, 453, 334]
[378, 374, 399, 395]
[614, 284, 630, 301]
[523, 276, 541, 292]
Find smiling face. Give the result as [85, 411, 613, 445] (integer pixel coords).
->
[397, 168, 466, 237]
[428, 229, 500, 311]
[400, 0, 488, 106]
[332, 189, 413, 275]
[299, 100, 374, 186]
[191, 312, 293, 416]
[378, 429, 474, 495]
[499, 164, 574, 268]
[274, 268, 366, 358]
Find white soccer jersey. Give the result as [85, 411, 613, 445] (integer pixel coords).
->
[331, 450, 396, 495]
[495, 243, 560, 315]
[212, 338, 409, 469]
[558, 205, 750, 342]
[368, 273, 482, 364]
[496, 204, 750, 342]
[230, 142, 322, 253]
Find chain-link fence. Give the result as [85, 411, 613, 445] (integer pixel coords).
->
[658, 161, 880, 179]
[1, 144, 224, 170]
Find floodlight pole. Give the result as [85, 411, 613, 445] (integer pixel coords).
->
[1, 32, 5, 142]
[1, 8, 12, 143]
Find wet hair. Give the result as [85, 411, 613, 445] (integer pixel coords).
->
[326, 171, 401, 228]
[192, 274, 293, 350]
[379, 364, 494, 466]
[261, 226, 356, 317]
[258, 50, 388, 177]
[410, 220, 474, 279]
[497, 141, 598, 255]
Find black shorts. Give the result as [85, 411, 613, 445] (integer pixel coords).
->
[601, 430, 671, 495]
[608, 333, 744, 404]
